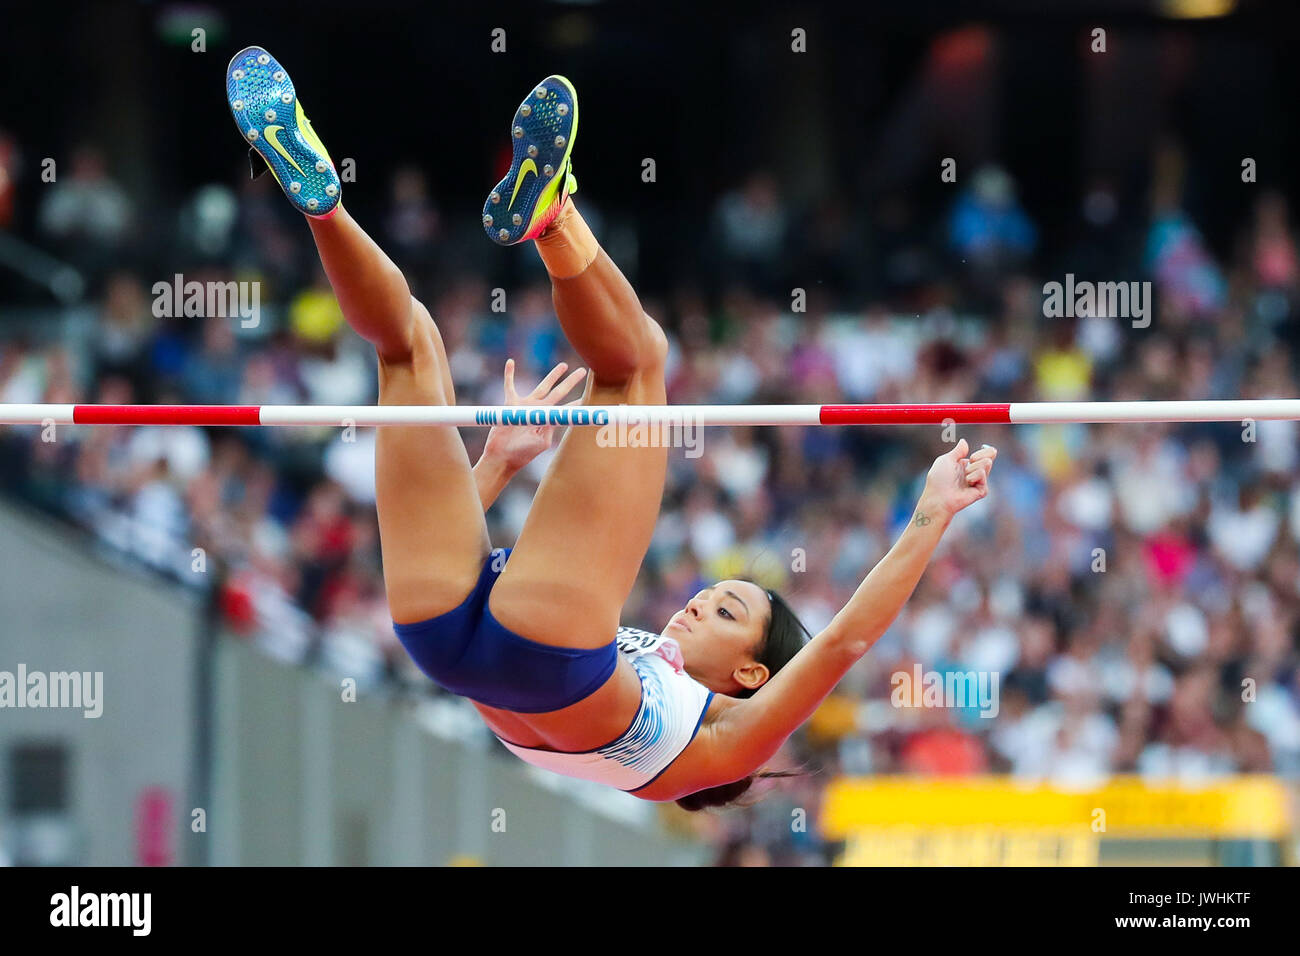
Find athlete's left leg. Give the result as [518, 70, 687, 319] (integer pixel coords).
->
[225, 45, 490, 623]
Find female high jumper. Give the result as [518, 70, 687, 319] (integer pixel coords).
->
[226, 46, 997, 809]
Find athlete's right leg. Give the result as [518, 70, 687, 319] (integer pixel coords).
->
[487, 203, 670, 648]
[227, 46, 489, 622]
[477, 77, 669, 650]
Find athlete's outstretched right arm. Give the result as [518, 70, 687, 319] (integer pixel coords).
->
[703, 440, 997, 782]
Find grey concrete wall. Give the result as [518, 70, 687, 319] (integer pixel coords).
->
[0, 502, 200, 865]
[211, 637, 709, 866]
[0, 500, 708, 866]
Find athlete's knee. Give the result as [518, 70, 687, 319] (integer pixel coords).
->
[377, 300, 454, 402]
[589, 318, 667, 390]
[379, 297, 437, 353]
[370, 293, 423, 365]
[410, 297, 441, 343]
[642, 315, 669, 370]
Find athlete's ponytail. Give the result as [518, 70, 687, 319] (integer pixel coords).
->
[676, 585, 811, 812]
[675, 769, 806, 812]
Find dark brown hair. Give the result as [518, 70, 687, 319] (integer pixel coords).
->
[676, 586, 812, 812]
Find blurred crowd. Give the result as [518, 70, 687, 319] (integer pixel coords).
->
[3, 137, 1300, 867]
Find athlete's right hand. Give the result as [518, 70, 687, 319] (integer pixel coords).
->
[482, 359, 588, 472]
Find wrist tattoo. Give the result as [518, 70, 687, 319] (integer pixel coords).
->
[914, 511, 932, 527]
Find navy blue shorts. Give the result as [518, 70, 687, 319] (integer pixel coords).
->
[392, 547, 619, 713]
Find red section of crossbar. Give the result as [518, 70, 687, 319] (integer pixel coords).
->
[72, 405, 262, 426]
[818, 404, 1013, 425]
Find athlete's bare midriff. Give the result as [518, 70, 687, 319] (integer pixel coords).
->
[469, 657, 739, 801]
[470, 654, 642, 750]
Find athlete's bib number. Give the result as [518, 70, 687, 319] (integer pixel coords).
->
[615, 626, 664, 657]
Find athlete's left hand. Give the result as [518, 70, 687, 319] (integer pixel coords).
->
[482, 359, 588, 472]
[920, 439, 997, 520]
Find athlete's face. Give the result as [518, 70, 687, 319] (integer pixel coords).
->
[665, 580, 772, 697]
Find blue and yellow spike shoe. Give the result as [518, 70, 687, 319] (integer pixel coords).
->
[226, 46, 341, 218]
[483, 75, 578, 245]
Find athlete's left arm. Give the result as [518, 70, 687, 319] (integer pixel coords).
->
[705, 441, 996, 779]
[473, 359, 588, 510]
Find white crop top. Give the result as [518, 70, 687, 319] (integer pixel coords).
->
[495, 626, 715, 792]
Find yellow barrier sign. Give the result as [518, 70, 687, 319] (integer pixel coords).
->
[839, 828, 1100, 867]
[821, 776, 1290, 840]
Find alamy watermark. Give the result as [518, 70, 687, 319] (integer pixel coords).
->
[50, 886, 150, 936]
[890, 663, 999, 718]
[0, 664, 103, 718]
[476, 406, 704, 457]
[596, 412, 704, 458]
[1042, 273, 1152, 328]
[152, 273, 261, 328]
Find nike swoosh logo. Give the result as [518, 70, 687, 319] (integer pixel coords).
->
[263, 125, 306, 177]
[508, 158, 538, 210]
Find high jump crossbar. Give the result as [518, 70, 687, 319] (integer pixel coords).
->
[0, 400, 1298, 427]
